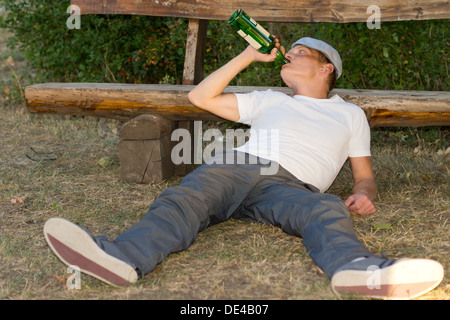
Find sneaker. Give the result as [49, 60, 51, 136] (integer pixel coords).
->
[331, 257, 444, 299]
[44, 217, 138, 287]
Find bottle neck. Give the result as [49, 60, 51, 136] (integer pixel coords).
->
[276, 50, 289, 64]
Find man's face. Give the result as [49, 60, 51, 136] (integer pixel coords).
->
[280, 45, 324, 87]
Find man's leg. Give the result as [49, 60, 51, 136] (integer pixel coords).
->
[44, 151, 267, 285]
[111, 152, 267, 275]
[237, 167, 444, 299]
[238, 169, 372, 278]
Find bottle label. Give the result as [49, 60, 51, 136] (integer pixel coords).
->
[237, 30, 262, 49]
[253, 22, 271, 39]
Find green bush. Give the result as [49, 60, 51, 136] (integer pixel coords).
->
[0, 0, 187, 84]
[205, 19, 449, 90]
[0, 0, 448, 91]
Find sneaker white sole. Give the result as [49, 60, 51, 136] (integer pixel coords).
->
[44, 218, 138, 287]
[331, 258, 444, 300]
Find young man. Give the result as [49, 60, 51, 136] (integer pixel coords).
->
[44, 37, 444, 299]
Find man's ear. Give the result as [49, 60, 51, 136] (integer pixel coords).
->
[320, 63, 335, 76]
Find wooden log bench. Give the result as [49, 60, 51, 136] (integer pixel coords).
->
[24, 0, 450, 184]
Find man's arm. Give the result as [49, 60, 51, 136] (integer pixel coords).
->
[187, 45, 281, 121]
[345, 156, 377, 215]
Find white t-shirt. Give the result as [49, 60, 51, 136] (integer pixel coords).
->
[235, 89, 371, 192]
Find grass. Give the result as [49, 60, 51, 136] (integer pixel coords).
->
[1, 107, 448, 300]
[0, 28, 449, 300]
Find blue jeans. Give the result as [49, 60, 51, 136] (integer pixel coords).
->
[99, 151, 372, 278]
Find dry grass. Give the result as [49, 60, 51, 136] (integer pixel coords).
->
[0, 28, 448, 300]
[0, 104, 448, 300]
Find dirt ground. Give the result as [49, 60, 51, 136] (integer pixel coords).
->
[0, 28, 448, 301]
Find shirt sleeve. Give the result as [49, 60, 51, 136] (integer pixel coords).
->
[348, 108, 372, 158]
[235, 90, 271, 125]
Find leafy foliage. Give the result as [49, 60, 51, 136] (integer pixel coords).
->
[205, 19, 449, 90]
[0, 0, 448, 91]
[0, 0, 186, 84]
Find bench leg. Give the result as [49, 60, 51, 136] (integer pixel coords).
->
[118, 115, 197, 183]
[118, 115, 175, 184]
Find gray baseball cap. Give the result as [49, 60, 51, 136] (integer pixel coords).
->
[291, 37, 342, 79]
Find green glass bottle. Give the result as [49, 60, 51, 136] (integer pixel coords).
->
[228, 9, 289, 64]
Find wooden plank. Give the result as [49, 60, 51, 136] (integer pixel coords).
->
[71, 0, 450, 22]
[367, 109, 450, 127]
[25, 83, 450, 127]
[25, 83, 217, 122]
[182, 19, 208, 85]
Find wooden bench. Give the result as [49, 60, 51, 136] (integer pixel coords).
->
[25, 0, 450, 184]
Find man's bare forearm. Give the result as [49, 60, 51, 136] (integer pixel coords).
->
[187, 46, 280, 121]
[352, 178, 377, 201]
[188, 48, 254, 107]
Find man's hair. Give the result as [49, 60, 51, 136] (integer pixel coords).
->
[317, 51, 337, 93]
